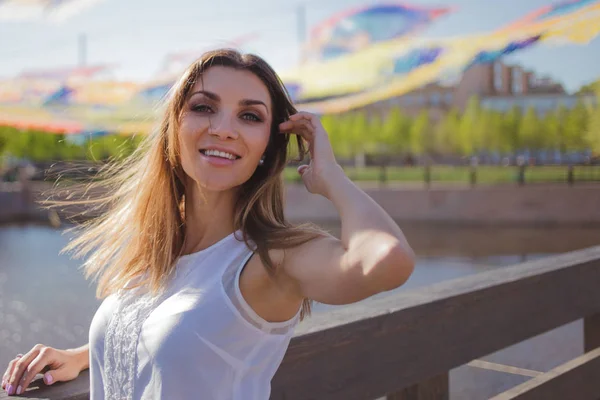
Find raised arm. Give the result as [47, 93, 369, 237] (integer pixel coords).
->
[278, 112, 415, 305]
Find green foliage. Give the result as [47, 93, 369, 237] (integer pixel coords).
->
[519, 107, 541, 149]
[409, 110, 429, 155]
[433, 108, 460, 155]
[577, 79, 600, 94]
[0, 127, 141, 163]
[563, 100, 589, 151]
[379, 107, 411, 154]
[542, 109, 563, 151]
[456, 97, 479, 155]
[585, 89, 600, 154]
[502, 106, 522, 152]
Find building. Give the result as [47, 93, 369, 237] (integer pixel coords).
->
[466, 61, 596, 115]
[480, 92, 596, 115]
[364, 61, 595, 117]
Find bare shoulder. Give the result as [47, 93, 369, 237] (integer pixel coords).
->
[238, 247, 304, 323]
[237, 233, 339, 322]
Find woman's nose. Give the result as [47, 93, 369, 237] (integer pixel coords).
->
[208, 114, 239, 140]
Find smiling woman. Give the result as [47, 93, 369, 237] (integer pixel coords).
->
[179, 68, 272, 191]
[1, 49, 415, 399]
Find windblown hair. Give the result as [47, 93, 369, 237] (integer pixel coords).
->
[54, 49, 326, 319]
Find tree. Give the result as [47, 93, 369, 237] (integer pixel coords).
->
[456, 96, 480, 155]
[501, 105, 522, 153]
[349, 112, 370, 167]
[0, 128, 8, 156]
[485, 111, 506, 153]
[366, 115, 384, 154]
[584, 89, 600, 155]
[409, 110, 429, 155]
[519, 107, 542, 150]
[320, 114, 339, 157]
[542, 108, 563, 151]
[433, 108, 460, 155]
[576, 79, 600, 94]
[564, 100, 589, 151]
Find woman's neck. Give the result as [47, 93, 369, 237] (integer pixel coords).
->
[181, 182, 238, 255]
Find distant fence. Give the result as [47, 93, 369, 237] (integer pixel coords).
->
[275, 162, 600, 187]
[4, 246, 600, 400]
[3, 162, 600, 187]
[337, 165, 600, 187]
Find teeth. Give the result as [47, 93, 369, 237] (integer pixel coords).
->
[202, 149, 237, 160]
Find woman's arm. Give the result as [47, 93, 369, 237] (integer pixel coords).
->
[278, 113, 415, 305]
[66, 344, 90, 372]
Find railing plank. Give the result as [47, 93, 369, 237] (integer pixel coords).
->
[386, 373, 449, 400]
[0, 370, 89, 400]
[489, 347, 600, 400]
[270, 246, 600, 399]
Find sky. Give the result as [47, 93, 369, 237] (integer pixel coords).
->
[0, 0, 599, 92]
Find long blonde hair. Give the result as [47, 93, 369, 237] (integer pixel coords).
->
[54, 49, 325, 318]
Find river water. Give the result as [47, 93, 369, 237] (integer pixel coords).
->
[0, 223, 598, 396]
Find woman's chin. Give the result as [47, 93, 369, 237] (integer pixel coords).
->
[194, 176, 243, 193]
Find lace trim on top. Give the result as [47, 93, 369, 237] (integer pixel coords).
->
[103, 282, 164, 400]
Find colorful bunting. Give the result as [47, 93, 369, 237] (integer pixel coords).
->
[1, 1, 600, 134]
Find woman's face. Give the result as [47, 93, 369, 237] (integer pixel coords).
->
[178, 66, 272, 192]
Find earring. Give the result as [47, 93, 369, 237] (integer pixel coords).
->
[259, 157, 265, 166]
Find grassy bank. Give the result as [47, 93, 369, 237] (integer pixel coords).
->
[283, 165, 600, 185]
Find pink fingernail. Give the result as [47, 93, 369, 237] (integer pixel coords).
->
[44, 373, 53, 384]
[16, 385, 22, 395]
[7, 384, 14, 395]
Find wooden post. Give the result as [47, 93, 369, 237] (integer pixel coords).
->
[584, 312, 600, 353]
[379, 165, 387, 188]
[424, 163, 431, 189]
[387, 373, 449, 400]
[517, 165, 525, 186]
[469, 166, 477, 187]
[469, 157, 478, 188]
[567, 165, 574, 186]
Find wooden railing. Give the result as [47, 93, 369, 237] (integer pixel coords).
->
[3, 246, 600, 400]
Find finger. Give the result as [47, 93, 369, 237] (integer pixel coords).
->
[297, 164, 309, 175]
[289, 112, 316, 125]
[295, 120, 315, 140]
[1, 355, 21, 390]
[280, 119, 315, 140]
[279, 118, 309, 131]
[280, 114, 316, 132]
[9, 345, 42, 395]
[278, 120, 294, 131]
[19, 348, 52, 394]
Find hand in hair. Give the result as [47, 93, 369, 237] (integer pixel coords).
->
[279, 112, 341, 198]
[278, 112, 414, 306]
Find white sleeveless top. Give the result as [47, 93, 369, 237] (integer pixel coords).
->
[88, 231, 300, 400]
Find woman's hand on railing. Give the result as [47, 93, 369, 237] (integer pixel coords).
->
[1, 343, 88, 396]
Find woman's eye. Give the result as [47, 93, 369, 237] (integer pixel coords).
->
[193, 104, 213, 113]
[241, 113, 261, 122]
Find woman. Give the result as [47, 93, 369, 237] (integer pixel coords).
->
[2, 49, 414, 399]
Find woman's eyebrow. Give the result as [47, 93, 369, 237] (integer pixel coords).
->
[189, 91, 269, 115]
[240, 99, 269, 114]
[189, 90, 219, 101]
